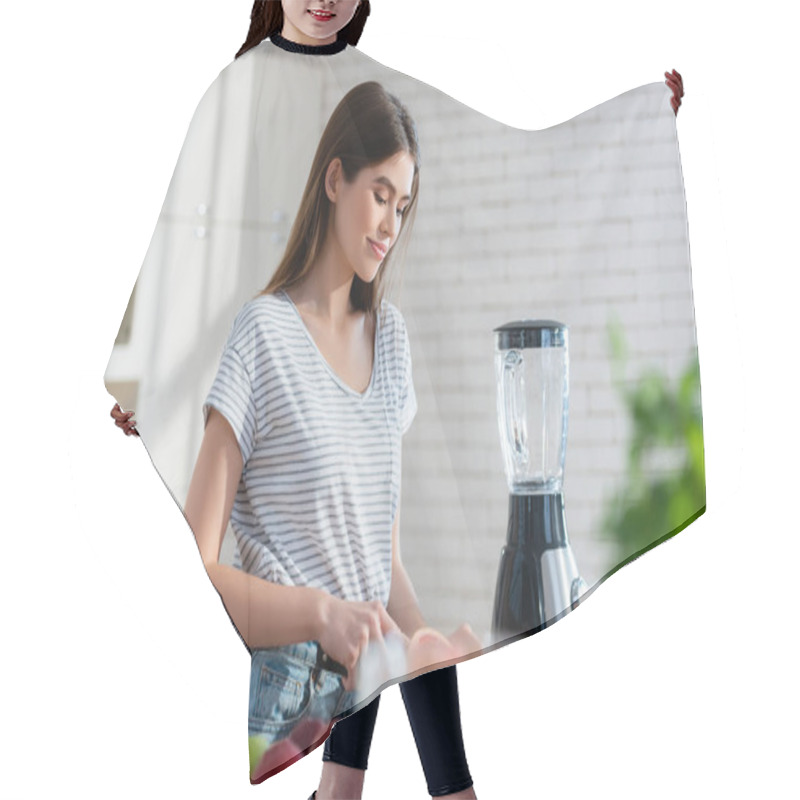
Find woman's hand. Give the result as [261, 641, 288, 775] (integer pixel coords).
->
[446, 623, 483, 657]
[406, 624, 482, 673]
[316, 595, 403, 688]
[665, 69, 684, 115]
[355, 623, 483, 696]
[110, 403, 138, 436]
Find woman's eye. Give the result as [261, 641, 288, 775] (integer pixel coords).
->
[396, 206, 407, 219]
[374, 193, 387, 206]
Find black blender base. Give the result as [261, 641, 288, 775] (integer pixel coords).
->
[492, 545, 544, 636]
[491, 493, 567, 638]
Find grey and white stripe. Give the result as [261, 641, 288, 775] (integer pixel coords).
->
[204, 290, 417, 605]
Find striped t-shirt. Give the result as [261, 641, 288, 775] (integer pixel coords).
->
[204, 289, 417, 606]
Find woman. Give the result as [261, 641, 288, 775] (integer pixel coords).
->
[186, 79, 477, 796]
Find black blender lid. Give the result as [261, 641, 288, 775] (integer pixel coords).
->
[494, 319, 568, 349]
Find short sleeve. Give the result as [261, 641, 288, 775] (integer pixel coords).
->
[204, 345, 258, 464]
[399, 321, 418, 436]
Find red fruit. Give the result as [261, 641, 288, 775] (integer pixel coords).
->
[250, 717, 335, 784]
[251, 737, 302, 784]
[289, 717, 333, 753]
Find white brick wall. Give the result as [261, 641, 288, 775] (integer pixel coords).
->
[322, 69, 700, 638]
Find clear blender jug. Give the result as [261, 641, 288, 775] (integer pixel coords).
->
[497, 322, 569, 494]
[491, 320, 588, 639]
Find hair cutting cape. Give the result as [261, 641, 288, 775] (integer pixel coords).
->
[105, 39, 704, 782]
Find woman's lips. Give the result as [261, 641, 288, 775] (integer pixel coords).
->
[307, 9, 335, 22]
[368, 239, 388, 260]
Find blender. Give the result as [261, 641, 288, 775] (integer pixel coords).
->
[491, 320, 588, 639]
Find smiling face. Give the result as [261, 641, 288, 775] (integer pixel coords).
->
[280, 0, 361, 45]
[326, 151, 416, 285]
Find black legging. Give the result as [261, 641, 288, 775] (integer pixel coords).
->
[323, 665, 473, 797]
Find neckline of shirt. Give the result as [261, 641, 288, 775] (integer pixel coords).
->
[277, 290, 381, 400]
[269, 32, 348, 56]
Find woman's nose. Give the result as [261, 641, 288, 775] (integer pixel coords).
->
[381, 207, 398, 241]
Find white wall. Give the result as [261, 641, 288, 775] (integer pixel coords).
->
[324, 58, 698, 632]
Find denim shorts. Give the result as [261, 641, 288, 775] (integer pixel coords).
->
[248, 640, 357, 745]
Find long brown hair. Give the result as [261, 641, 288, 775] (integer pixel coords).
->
[236, 1, 371, 59]
[262, 82, 421, 313]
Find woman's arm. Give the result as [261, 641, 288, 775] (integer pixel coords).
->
[385, 505, 485, 675]
[184, 408, 400, 672]
[184, 408, 324, 647]
[386, 507, 427, 638]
